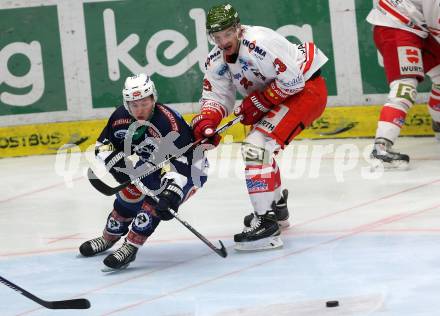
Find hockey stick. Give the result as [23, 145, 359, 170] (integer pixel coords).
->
[0, 276, 91, 309]
[169, 208, 228, 258]
[88, 115, 242, 196]
[135, 181, 228, 258]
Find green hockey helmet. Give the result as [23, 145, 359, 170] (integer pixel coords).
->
[206, 4, 240, 34]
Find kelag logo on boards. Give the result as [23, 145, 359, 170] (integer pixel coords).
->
[83, 0, 321, 107]
[1, 0, 333, 120]
[0, 5, 67, 116]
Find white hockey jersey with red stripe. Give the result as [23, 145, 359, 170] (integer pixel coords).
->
[367, 0, 440, 42]
[200, 25, 328, 116]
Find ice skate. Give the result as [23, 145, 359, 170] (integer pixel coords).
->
[234, 211, 283, 251]
[243, 189, 290, 229]
[370, 138, 409, 170]
[79, 236, 120, 257]
[102, 241, 138, 271]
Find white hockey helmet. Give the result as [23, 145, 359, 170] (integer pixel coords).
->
[122, 73, 158, 115]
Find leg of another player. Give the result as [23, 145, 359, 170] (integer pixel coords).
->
[234, 130, 284, 251]
[370, 26, 423, 169]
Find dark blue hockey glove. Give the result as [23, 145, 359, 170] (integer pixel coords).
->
[155, 181, 184, 221]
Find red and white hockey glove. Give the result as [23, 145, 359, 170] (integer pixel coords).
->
[191, 106, 222, 147]
[234, 90, 273, 126]
[234, 81, 290, 125]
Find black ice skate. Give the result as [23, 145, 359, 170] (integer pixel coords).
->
[79, 236, 120, 257]
[433, 120, 440, 141]
[243, 189, 290, 229]
[370, 138, 409, 170]
[234, 211, 283, 251]
[102, 241, 138, 271]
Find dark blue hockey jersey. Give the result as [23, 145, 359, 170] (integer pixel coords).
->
[96, 103, 206, 190]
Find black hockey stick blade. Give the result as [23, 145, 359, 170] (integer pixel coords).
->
[216, 240, 228, 258]
[87, 168, 129, 196]
[45, 298, 91, 309]
[0, 276, 91, 309]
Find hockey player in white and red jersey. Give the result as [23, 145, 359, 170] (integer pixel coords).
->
[367, 0, 440, 169]
[191, 4, 328, 251]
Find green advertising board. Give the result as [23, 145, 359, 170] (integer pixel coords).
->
[0, 5, 66, 115]
[84, 0, 336, 108]
[0, 0, 434, 125]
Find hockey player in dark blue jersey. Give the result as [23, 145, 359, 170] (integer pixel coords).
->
[79, 74, 208, 270]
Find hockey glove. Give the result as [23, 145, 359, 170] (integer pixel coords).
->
[234, 81, 291, 125]
[95, 140, 131, 184]
[191, 106, 222, 147]
[155, 180, 184, 221]
[234, 90, 273, 125]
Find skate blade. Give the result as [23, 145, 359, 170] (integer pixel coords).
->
[101, 263, 130, 273]
[370, 159, 409, 171]
[234, 236, 283, 252]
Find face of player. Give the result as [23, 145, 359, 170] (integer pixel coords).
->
[210, 25, 241, 56]
[128, 96, 155, 121]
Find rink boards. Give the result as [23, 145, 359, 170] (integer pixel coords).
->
[0, 104, 435, 158]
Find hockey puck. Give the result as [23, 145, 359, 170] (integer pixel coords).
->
[326, 300, 339, 308]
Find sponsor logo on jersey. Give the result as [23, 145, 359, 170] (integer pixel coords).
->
[242, 39, 267, 59]
[203, 78, 212, 91]
[398, 46, 423, 76]
[279, 74, 304, 88]
[388, 0, 403, 6]
[125, 185, 143, 198]
[283, 87, 303, 94]
[246, 178, 268, 192]
[256, 104, 290, 135]
[251, 70, 266, 81]
[217, 64, 229, 76]
[114, 129, 127, 139]
[238, 57, 252, 71]
[259, 119, 276, 131]
[393, 117, 405, 127]
[204, 50, 221, 69]
[233, 73, 242, 80]
[297, 43, 307, 56]
[240, 77, 253, 90]
[273, 58, 287, 75]
[396, 83, 416, 102]
[148, 126, 161, 138]
[157, 105, 179, 131]
[112, 118, 133, 127]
